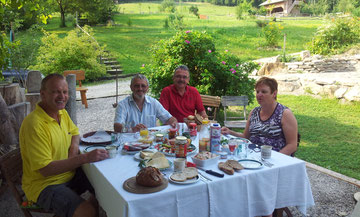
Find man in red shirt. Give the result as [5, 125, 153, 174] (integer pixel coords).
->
[159, 65, 208, 122]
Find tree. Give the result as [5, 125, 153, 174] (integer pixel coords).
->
[55, 0, 75, 27]
[236, 0, 256, 19]
[335, 0, 356, 13]
[0, 0, 48, 78]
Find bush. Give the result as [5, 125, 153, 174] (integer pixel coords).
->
[308, 17, 360, 55]
[31, 26, 107, 81]
[143, 30, 258, 103]
[255, 19, 269, 28]
[159, 0, 176, 13]
[236, 0, 256, 20]
[262, 22, 283, 47]
[189, 5, 200, 18]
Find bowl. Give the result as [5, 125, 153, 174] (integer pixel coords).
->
[191, 153, 220, 167]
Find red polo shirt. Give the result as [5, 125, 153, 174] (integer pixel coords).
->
[160, 84, 205, 122]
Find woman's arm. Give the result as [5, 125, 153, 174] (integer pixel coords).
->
[280, 109, 298, 156]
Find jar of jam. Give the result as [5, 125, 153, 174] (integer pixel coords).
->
[168, 128, 178, 139]
[155, 134, 164, 143]
[175, 136, 187, 158]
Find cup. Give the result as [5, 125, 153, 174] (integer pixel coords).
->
[106, 145, 118, 158]
[174, 158, 186, 172]
[261, 145, 272, 159]
[140, 128, 149, 138]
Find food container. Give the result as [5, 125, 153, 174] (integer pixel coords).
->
[191, 154, 220, 167]
[168, 128, 178, 139]
[155, 134, 164, 143]
[175, 136, 187, 158]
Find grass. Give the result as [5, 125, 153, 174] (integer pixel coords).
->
[16, 2, 324, 74]
[224, 95, 360, 180]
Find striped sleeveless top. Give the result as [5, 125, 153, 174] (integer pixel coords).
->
[248, 103, 288, 152]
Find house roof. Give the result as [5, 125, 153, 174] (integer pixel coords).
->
[259, 0, 286, 6]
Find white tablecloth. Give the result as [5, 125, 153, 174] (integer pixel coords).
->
[80, 125, 314, 217]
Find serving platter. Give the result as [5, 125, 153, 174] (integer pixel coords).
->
[154, 144, 197, 157]
[168, 173, 200, 185]
[133, 150, 157, 161]
[84, 145, 107, 153]
[238, 159, 263, 169]
[81, 131, 113, 145]
[123, 176, 168, 194]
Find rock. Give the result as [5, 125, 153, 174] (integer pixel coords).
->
[26, 70, 42, 93]
[257, 62, 286, 76]
[344, 86, 360, 101]
[334, 87, 348, 99]
[300, 50, 310, 60]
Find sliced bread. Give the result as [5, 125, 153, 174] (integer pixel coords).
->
[170, 172, 187, 182]
[183, 167, 198, 179]
[226, 160, 244, 171]
[218, 162, 234, 175]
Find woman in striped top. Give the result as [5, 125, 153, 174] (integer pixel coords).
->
[221, 77, 298, 156]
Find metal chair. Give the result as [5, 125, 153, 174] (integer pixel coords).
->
[0, 148, 57, 217]
[221, 95, 248, 129]
[200, 94, 221, 121]
[63, 70, 88, 108]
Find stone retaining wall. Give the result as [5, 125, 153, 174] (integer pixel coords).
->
[285, 55, 360, 74]
[255, 53, 360, 102]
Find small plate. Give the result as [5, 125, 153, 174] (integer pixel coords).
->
[81, 131, 113, 145]
[169, 173, 200, 185]
[238, 159, 263, 169]
[84, 145, 107, 153]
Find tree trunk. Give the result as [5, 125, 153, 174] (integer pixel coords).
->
[59, 3, 66, 28]
[0, 95, 18, 150]
[0, 83, 24, 106]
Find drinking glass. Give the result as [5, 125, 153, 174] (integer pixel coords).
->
[228, 139, 238, 159]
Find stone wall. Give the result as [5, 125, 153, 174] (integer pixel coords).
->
[285, 55, 359, 74]
[254, 52, 360, 102]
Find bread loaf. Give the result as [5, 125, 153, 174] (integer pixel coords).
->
[218, 162, 234, 175]
[136, 166, 163, 187]
[226, 160, 244, 171]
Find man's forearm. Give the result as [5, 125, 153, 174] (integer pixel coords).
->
[39, 154, 87, 177]
[68, 135, 80, 158]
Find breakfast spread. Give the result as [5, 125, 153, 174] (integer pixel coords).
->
[136, 166, 164, 187]
[218, 160, 244, 175]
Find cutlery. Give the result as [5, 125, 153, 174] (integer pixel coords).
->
[261, 157, 274, 167]
[197, 167, 224, 178]
[198, 171, 212, 181]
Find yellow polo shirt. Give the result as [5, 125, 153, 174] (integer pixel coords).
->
[19, 104, 79, 202]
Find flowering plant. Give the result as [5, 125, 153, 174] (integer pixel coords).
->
[144, 30, 258, 103]
[262, 22, 283, 47]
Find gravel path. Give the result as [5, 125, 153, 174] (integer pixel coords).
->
[1, 78, 359, 217]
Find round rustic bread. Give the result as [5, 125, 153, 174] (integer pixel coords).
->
[136, 166, 163, 187]
[170, 172, 187, 182]
[183, 167, 198, 179]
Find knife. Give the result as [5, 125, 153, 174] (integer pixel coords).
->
[197, 167, 224, 178]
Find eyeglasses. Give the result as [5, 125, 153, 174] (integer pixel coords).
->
[133, 84, 148, 88]
[174, 75, 189, 79]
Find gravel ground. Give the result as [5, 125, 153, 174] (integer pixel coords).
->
[1, 78, 359, 217]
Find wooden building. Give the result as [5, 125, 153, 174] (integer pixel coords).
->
[259, 0, 304, 16]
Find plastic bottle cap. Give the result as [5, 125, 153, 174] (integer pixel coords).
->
[202, 120, 209, 124]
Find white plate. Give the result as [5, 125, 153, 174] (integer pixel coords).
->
[133, 150, 157, 161]
[84, 145, 107, 153]
[169, 173, 200, 185]
[139, 159, 173, 171]
[238, 159, 263, 169]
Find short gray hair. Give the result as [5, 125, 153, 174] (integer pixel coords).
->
[131, 74, 149, 86]
[174, 65, 189, 74]
[41, 73, 65, 91]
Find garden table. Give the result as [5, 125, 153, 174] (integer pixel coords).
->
[80, 124, 314, 217]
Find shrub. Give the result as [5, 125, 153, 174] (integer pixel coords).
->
[159, 0, 176, 13]
[189, 5, 200, 18]
[168, 13, 185, 30]
[262, 22, 283, 47]
[143, 30, 258, 103]
[255, 19, 269, 28]
[236, 0, 256, 20]
[31, 26, 107, 81]
[308, 17, 360, 55]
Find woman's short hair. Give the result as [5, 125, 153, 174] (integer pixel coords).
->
[255, 77, 278, 93]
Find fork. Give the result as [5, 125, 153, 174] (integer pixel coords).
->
[261, 157, 274, 167]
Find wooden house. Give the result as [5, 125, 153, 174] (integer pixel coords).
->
[259, 0, 304, 16]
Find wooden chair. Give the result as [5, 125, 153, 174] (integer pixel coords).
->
[63, 70, 88, 108]
[200, 94, 221, 121]
[0, 148, 57, 217]
[221, 95, 248, 129]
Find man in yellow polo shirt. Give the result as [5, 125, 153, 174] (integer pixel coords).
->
[20, 74, 109, 217]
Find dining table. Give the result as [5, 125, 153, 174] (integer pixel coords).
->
[80, 124, 314, 217]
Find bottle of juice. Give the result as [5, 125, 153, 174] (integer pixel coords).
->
[199, 119, 210, 152]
